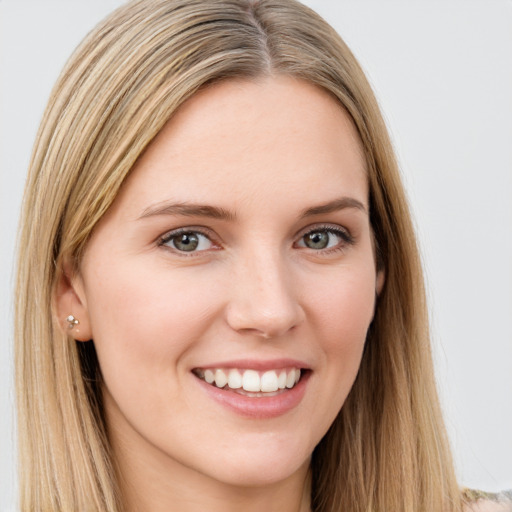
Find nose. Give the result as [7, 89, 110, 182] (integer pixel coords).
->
[225, 248, 305, 339]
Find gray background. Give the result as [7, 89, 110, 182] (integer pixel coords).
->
[1, 0, 511, 509]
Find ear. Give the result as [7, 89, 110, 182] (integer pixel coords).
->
[376, 269, 385, 296]
[54, 261, 93, 341]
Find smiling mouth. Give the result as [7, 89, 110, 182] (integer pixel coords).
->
[193, 367, 303, 396]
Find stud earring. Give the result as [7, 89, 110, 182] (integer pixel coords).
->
[66, 315, 79, 329]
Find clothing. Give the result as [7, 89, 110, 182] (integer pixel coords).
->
[462, 488, 512, 511]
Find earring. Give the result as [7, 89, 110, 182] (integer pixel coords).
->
[66, 315, 80, 329]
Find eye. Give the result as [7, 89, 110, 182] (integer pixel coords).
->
[160, 229, 214, 253]
[296, 226, 353, 251]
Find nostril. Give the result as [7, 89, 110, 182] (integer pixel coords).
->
[236, 327, 273, 339]
[225, 300, 305, 339]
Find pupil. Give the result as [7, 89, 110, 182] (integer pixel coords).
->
[175, 233, 198, 251]
[306, 231, 328, 249]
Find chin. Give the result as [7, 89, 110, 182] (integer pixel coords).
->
[191, 433, 312, 488]
[203, 455, 311, 488]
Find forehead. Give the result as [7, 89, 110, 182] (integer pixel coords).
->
[114, 76, 368, 218]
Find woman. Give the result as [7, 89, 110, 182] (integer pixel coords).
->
[14, 0, 511, 511]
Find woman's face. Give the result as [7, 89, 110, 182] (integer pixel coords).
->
[68, 77, 381, 489]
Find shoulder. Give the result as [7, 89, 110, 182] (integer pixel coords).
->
[462, 489, 512, 512]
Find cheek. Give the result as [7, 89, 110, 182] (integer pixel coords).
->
[304, 263, 376, 402]
[308, 262, 376, 343]
[83, 260, 225, 388]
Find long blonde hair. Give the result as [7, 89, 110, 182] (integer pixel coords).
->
[15, 0, 462, 510]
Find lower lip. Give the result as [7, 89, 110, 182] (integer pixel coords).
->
[194, 372, 310, 419]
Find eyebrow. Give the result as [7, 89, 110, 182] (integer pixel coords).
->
[138, 196, 367, 222]
[138, 202, 236, 221]
[300, 197, 367, 217]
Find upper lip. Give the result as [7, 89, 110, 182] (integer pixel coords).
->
[192, 358, 311, 371]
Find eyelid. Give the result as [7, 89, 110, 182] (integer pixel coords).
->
[294, 223, 354, 252]
[156, 223, 353, 256]
[295, 223, 353, 241]
[158, 226, 221, 254]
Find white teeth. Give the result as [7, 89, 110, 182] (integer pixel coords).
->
[260, 370, 279, 392]
[285, 370, 296, 389]
[214, 369, 228, 388]
[242, 370, 260, 392]
[204, 369, 215, 384]
[227, 369, 242, 389]
[197, 367, 303, 393]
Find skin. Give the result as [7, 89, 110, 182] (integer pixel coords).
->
[58, 76, 384, 512]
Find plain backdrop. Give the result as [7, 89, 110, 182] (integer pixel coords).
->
[1, 0, 511, 509]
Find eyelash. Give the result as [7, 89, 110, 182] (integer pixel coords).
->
[158, 224, 354, 256]
[159, 227, 218, 256]
[295, 224, 354, 255]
